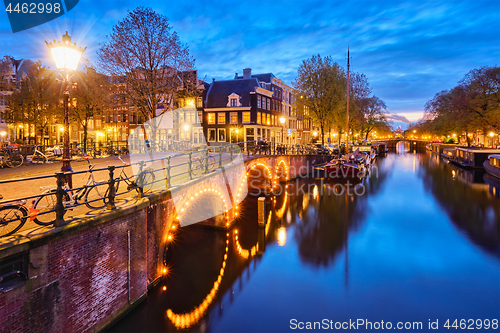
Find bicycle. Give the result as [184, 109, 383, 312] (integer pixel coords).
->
[191, 152, 216, 177]
[0, 194, 29, 237]
[31, 145, 54, 164]
[110, 155, 156, 196]
[0, 149, 24, 168]
[31, 157, 108, 225]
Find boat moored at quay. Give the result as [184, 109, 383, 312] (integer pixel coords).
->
[483, 154, 500, 179]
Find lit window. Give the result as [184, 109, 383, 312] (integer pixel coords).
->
[208, 113, 216, 124]
[208, 128, 216, 142]
[266, 114, 270, 125]
[257, 112, 261, 124]
[218, 128, 226, 142]
[197, 97, 203, 108]
[243, 112, 251, 123]
[230, 112, 238, 124]
[218, 113, 226, 124]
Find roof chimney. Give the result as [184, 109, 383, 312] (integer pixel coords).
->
[243, 68, 251, 79]
[234, 72, 238, 79]
[212, 78, 215, 82]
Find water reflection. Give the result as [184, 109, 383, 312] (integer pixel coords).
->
[396, 141, 410, 154]
[108, 152, 499, 333]
[420, 152, 500, 257]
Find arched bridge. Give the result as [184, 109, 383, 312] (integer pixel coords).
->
[375, 139, 430, 150]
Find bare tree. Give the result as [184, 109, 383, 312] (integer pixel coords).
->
[71, 66, 109, 152]
[97, 6, 194, 142]
[5, 61, 60, 144]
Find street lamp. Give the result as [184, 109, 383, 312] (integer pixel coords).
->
[46, 32, 86, 188]
[280, 116, 286, 144]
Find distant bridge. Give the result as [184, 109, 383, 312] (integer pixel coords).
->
[374, 139, 431, 150]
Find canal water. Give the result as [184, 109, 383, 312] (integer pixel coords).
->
[108, 151, 500, 332]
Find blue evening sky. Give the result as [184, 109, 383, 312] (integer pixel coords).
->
[1, 0, 499, 128]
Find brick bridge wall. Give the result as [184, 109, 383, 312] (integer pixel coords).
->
[0, 155, 330, 333]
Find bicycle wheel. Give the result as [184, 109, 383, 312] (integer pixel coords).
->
[191, 158, 203, 177]
[0, 205, 28, 237]
[32, 192, 59, 225]
[139, 170, 155, 193]
[208, 156, 216, 171]
[85, 182, 108, 209]
[6, 154, 23, 168]
[32, 153, 45, 163]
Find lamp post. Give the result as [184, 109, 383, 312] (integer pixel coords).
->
[46, 32, 86, 188]
[279, 116, 286, 144]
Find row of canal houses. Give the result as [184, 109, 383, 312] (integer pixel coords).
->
[1, 59, 313, 147]
[202, 68, 311, 146]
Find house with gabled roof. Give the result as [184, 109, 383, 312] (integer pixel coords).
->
[204, 68, 297, 147]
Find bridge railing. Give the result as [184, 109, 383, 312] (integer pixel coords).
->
[0, 140, 332, 236]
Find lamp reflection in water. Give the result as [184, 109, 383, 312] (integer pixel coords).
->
[277, 227, 287, 246]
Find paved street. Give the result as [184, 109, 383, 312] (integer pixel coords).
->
[0, 151, 242, 235]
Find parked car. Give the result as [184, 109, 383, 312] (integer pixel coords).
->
[313, 144, 330, 155]
[326, 144, 340, 155]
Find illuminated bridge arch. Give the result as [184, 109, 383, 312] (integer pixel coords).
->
[166, 232, 230, 329]
[175, 185, 232, 227]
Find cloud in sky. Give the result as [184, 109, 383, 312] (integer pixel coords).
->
[1, 0, 499, 120]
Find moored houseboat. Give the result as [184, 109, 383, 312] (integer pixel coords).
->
[452, 148, 500, 169]
[442, 148, 456, 159]
[430, 143, 460, 158]
[373, 142, 388, 154]
[483, 154, 500, 179]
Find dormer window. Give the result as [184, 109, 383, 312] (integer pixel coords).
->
[227, 93, 241, 107]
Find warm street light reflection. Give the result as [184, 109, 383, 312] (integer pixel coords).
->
[277, 227, 286, 246]
[166, 232, 230, 329]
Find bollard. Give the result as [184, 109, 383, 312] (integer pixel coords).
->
[258, 197, 265, 227]
[106, 165, 116, 210]
[257, 227, 266, 255]
[54, 172, 66, 227]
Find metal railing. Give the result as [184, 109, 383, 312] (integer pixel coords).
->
[0, 140, 335, 236]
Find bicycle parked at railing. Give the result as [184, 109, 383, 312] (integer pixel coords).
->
[30, 145, 54, 164]
[31, 157, 108, 225]
[191, 152, 216, 177]
[0, 148, 24, 168]
[107, 155, 156, 197]
[0, 194, 30, 237]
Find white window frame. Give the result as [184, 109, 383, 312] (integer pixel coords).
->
[218, 128, 226, 142]
[242, 112, 251, 124]
[208, 128, 216, 142]
[230, 112, 238, 124]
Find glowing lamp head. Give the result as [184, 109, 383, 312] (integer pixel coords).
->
[313, 131, 318, 137]
[0, 131, 6, 137]
[184, 124, 189, 131]
[280, 116, 286, 124]
[46, 32, 86, 71]
[489, 132, 495, 137]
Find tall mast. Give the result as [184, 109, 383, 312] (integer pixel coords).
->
[346, 47, 350, 151]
